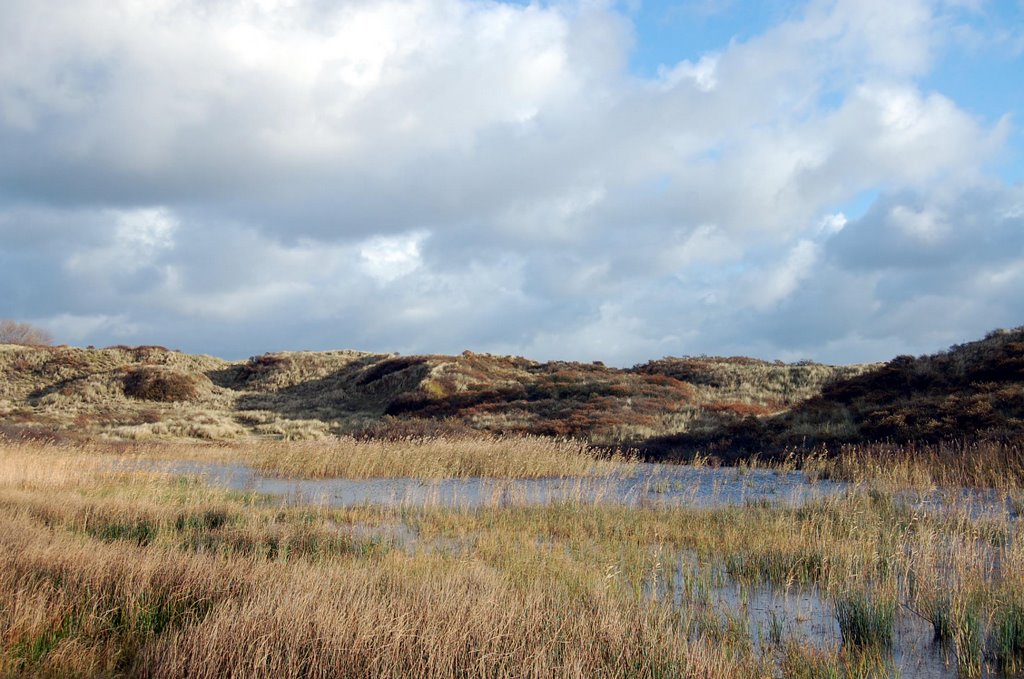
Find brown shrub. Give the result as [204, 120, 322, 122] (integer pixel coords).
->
[705, 401, 776, 417]
[123, 367, 199, 403]
[351, 416, 478, 440]
[137, 408, 163, 424]
[238, 354, 294, 382]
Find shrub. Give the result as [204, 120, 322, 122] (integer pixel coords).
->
[238, 354, 293, 382]
[123, 367, 199, 403]
[356, 357, 427, 385]
[0, 320, 52, 346]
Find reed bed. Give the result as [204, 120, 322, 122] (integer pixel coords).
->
[2, 438, 1024, 677]
[0, 435, 633, 480]
[0, 443, 761, 678]
[806, 440, 1024, 490]
[834, 590, 896, 649]
[243, 435, 632, 479]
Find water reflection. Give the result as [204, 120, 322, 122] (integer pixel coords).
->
[128, 459, 851, 508]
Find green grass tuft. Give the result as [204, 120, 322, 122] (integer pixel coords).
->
[834, 590, 895, 648]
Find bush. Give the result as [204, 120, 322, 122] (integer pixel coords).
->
[123, 367, 199, 403]
[0, 320, 53, 346]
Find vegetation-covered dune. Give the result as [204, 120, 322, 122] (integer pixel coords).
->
[0, 342, 868, 447]
[643, 327, 1024, 461]
[2, 326, 1022, 461]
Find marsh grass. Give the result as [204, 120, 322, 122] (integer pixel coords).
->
[808, 440, 1024, 491]
[952, 602, 986, 677]
[992, 597, 1024, 672]
[1, 434, 633, 480]
[2, 438, 1024, 677]
[243, 434, 633, 479]
[834, 589, 896, 648]
[779, 642, 889, 679]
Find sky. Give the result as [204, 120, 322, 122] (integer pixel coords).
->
[1, 0, 1022, 366]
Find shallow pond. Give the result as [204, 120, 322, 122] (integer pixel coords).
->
[693, 581, 959, 678]
[130, 459, 852, 508]
[126, 458, 1018, 520]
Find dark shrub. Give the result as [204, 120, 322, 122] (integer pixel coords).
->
[236, 354, 294, 383]
[123, 367, 199, 403]
[356, 357, 427, 385]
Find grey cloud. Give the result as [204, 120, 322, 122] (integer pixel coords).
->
[830, 183, 1024, 270]
[0, 0, 1020, 366]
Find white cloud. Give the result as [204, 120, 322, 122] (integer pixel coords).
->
[817, 213, 847, 236]
[740, 240, 821, 311]
[359, 232, 426, 282]
[0, 0, 1019, 365]
[889, 205, 949, 244]
[658, 55, 719, 92]
[37, 313, 142, 344]
[64, 207, 178, 282]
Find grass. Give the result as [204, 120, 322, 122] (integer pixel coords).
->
[834, 590, 896, 648]
[1, 436, 1024, 676]
[0, 435, 634, 480]
[807, 439, 1024, 490]
[242, 435, 634, 479]
[992, 598, 1024, 672]
[0, 442, 761, 677]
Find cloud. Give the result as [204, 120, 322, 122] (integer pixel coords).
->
[0, 0, 1019, 365]
[746, 180, 1024, 361]
[739, 240, 821, 311]
[65, 208, 178, 285]
[39, 314, 142, 345]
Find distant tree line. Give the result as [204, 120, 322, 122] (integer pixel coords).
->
[0, 319, 53, 346]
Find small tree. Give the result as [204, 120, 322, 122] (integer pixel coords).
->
[0, 319, 53, 346]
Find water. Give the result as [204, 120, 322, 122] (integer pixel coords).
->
[125, 459, 851, 509]
[125, 458, 1017, 518]
[699, 583, 960, 678]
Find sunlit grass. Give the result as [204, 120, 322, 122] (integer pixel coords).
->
[1, 435, 634, 480]
[243, 434, 634, 479]
[2, 437, 1024, 676]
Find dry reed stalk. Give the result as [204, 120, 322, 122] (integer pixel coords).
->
[3, 438, 1024, 676]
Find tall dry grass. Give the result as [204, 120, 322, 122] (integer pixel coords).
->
[0, 441, 763, 678]
[807, 440, 1024, 490]
[3, 437, 1024, 676]
[244, 435, 632, 479]
[0, 434, 632, 480]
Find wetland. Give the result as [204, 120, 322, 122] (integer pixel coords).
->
[3, 436, 1023, 677]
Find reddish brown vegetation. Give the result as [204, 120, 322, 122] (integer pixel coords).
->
[643, 328, 1024, 461]
[378, 357, 696, 442]
[123, 367, 199, 403]
[704, 402, 777, 417]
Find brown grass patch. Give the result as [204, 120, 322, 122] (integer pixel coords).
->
[123, 367, 199, 403]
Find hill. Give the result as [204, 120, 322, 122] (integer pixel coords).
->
[642, 327, 1024, 461]
[3, 328, 1021, 458]
[0, 342, 867, 446]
